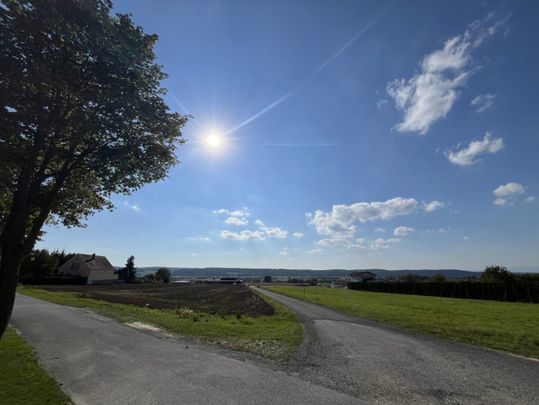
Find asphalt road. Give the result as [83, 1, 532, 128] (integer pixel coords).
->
[11, 294, 361, 405]
[255, 287, 539, 404]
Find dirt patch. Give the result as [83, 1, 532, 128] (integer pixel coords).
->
[39, 284, 275, 316]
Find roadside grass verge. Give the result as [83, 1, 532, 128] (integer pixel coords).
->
[265, 286, 539, 359]
[17, 286, 302, 360]
[0, 327, 72, 405]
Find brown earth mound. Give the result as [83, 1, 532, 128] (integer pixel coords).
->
[39, 284, 275, 316]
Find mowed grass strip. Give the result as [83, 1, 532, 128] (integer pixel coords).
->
[0, 327, 72, 405]
[265, 286, 539, 359]
[18, 286, 302, 360]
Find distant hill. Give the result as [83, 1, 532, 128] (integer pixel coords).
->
[135, 267, 481, 280]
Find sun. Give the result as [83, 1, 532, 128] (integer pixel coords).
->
[206, 133, 223, 149]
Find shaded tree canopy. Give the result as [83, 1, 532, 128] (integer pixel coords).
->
[118, 255, 136, 282]
[155, 267, 171, 283]
[0, 0, 188, 338]
[480, 266, 514, 283]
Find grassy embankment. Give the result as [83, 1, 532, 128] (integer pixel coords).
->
[18, 285, 302, 360]
[265, 286, 539, 359]
[0, 327, 72, 405]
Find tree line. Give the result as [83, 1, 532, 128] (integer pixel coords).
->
[348, 266, 539, 303]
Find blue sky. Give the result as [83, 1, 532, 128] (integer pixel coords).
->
[38, 0, 539, 270]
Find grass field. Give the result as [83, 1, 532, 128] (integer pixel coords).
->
[0, 327, 71, 405]
[18, 285, 302, 360]
[265, 286, 539, 359]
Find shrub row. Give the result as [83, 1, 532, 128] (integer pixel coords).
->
[347, 281, 539, 303]
[19, 276, 88, 285]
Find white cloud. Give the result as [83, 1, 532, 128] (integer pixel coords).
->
[462, 236, 471, 240]
[493, 182, 526, 206]
[229, 209, 250, 218]
[307, 248, 324, 255]
[494, 182, 525, 197]
[374, 227, 386, 232]
[293, 232, 304, 238]
[346, 237, 402, 251]
[214, 207, 250, 226]
[220, 230, 266, 241]
[262, 226, 288, 239]
[377, 99, 389, 110]
[307, 197, 441, 246]
[394, 226, 415, 236]
[316, 234, 355, 247]
[525, 196, 536, 203]
[387, 14, 508, 134]
[423, 201, 444, 212]
[470, 93, 496, 113]
[187, 236, 212, 242]
[122, 201, 141, 212]
[224, 216, 248, 226]
[446, 133, 504, 166]
[369, 238, 400, 250]
[213, 207, 250, 217]
[220, 218, 287, 241]
[279, 250, 288, 256]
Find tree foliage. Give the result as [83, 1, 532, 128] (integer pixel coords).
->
[0, 0, 187, 338]
[118, 255, 136, 282]
[19, 249, 59, 278]
[479, 266, 514, 283]
[429, 274, 446, 283]
[155, 267, 171, 283]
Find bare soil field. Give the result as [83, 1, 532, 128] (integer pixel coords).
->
[38, 284, 275, 316]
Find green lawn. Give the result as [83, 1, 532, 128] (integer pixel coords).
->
[18, 286, 302, 360]
[265, 286, 539, 359]
[0, 327, 72, 405]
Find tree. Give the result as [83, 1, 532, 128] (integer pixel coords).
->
[480, 265, 514, 283]
[19, 249, 59, 278]
[430, 274, 446, 283]
[118, 256, 136, 283]
[399, 274, 419, 283]
[155, 267, 171, 283]
[263, 275, 272, 283]
[0, 0, 188, 338]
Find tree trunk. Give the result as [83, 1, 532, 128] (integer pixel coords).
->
[0, 246, 25, 339]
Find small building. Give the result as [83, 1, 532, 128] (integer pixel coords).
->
[59, 253, 117, 285]
[349, 271, 385, 283]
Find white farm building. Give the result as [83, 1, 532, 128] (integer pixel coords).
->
[59, 253, 117, 284]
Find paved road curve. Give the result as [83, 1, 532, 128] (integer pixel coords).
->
[11, 294, 362, 405]
[255, 287, 539, 404]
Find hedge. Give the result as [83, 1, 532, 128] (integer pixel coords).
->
[347, 281, 539, 303]
[19, 276, 87, 285]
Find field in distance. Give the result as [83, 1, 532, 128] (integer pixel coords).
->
[265, 286, 539, 359]
[18, 284, 302, 360]
[37, 284, 275, 316]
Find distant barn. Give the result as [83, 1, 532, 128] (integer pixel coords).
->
[59, 253, 117, 285]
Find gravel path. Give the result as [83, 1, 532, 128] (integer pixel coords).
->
[255, 287, 539, 404]
[11, 293, 362, 405]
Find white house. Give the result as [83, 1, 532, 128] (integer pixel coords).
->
[59, 253, 117, 284]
